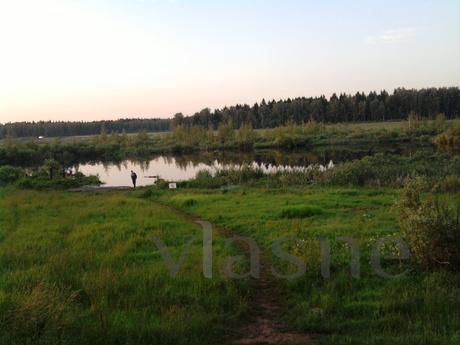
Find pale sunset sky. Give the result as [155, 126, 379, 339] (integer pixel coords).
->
[0, 0, 459, 123]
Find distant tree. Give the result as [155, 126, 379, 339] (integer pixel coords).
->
[217, 119, 234, 145]
[1, 87, 459, 139]
[173, 113, 185, 128]
[407, 111, 421, 130]
[435, 113, 447, 131]
[236, 122, 255, 150]
[42, 159, 61, 180]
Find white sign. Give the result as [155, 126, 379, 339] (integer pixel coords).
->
[169, 183, 177, 189]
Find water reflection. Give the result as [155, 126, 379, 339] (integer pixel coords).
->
[77, 145, 429, 187]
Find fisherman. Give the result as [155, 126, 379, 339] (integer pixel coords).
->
[131, 170, 138, 188]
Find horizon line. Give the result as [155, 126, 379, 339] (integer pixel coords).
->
[1, 85, 459, 126]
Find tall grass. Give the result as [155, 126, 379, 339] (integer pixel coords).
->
[175, 152, 460, 189]
[158, 185, 460, 345]
[0, 189, 249, 344]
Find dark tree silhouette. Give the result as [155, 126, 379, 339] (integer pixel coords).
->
[1, 87, 459, 138]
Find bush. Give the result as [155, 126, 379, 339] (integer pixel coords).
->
[396, 177, 460, 271]
[154, 178, 170, 190]
[433, 123, 460, 154]
[16, 174, 100, 190]
[0, 166, 25, 185]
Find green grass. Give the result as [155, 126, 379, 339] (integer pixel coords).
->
[0, 188, 249, 345]
[279, 205, 327, 219]
[155, 185, 460, 345]
[1, 185, 459, 345]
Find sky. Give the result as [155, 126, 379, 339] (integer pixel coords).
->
[0, 0, 459, 123]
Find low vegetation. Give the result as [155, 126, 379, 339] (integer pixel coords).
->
[1, 117, 459, 344]
[0, 161, 100, 190]
[176, 151, 459, 189]
[1, 119, 459, 168]
[434, 122, 460, 154]
[151, 185, 460, 345]
[396, 177, 460, 270]
[0, 190, 248, 345]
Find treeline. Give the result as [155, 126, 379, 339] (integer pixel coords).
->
[0, 132, 160, 167]
[178, 87, 460, 129]
[0, 118, 170, 139]
[1, 87, 459, 139]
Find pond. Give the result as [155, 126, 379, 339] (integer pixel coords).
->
[77, 145, 430, 187]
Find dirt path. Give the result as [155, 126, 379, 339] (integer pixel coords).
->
[153, 201, 317, 345]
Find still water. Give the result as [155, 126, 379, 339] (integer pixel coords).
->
[78, 157, 220, 187]
[77, 146, 424, 187]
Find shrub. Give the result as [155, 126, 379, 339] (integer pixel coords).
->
[396, 177, 460, 271]
[42, 159, 61, 179]
[433, 123, 460, 154]
[0, 166, 25, 185]
[16, 174, 100, 190]
[154, 178, 170, 190]
[235, 122, 255, 150]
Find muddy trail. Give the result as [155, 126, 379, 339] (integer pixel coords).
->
[153, 201, 318, 345]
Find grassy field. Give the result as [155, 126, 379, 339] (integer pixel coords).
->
[0, 188, 248, 345]
[155, 186, 460, 345]
[0, 185, 458, 344]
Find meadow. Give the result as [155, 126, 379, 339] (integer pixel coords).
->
[0, 188, 249, 345]
[0, 118, 459, 345]
[153, 185, 460, 345]
[0, 182, 459, 344]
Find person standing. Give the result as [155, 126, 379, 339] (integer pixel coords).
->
[131, 170, 138, 188]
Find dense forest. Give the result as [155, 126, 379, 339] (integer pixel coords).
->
[1, 87, 459, 139]
[0, 118, 171, 139]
